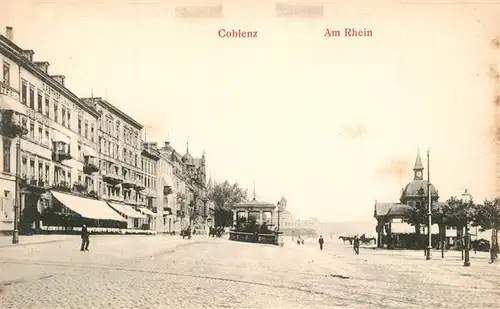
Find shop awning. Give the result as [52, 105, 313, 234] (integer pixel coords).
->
[138, 207, 157, 217]
[108, 203, 147, 219]
[51, 191, 126, 222]
[51, 130, 70, 144]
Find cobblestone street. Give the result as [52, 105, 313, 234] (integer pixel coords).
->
[1, 235, 499, 308]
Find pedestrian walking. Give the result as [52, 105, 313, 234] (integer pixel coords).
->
[318, 235, 324, 250]
[353, 235, 360, 255]
[80, 224, 90, 251]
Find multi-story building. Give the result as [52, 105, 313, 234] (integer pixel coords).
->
[81, 97, 156, 229]
[0, 27, 101, 233]
[156, 141, 177, 233]
[140, 141, 160, 229]
[159, 141, 208, 234]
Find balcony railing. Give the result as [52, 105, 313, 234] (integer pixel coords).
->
[122, 177, 136, 188]
[51, 181, 72, 193]
[72, 182, 88, 194]
[0, 109, 28, 138]
[83, 156, 99, 174]
[134, 179, 145, 191]
[52, 142, 71, 161]
[19, 176, 48, 194]
[163, 185, 173, 196]
[141, 147, 160, 161]
[102, 171, 123, 185]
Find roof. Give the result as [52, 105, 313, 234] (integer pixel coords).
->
[374, 201, 447, 218]
[83, 98, 143, 130]
[233, 199, 276, 209]
[413, 152, 424, 170]
[0, 36, 100, 119]
[51, 191, 126, 222]
[402, 180, 438, 198]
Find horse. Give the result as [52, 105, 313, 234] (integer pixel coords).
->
[359, 234, 376, 245]
[180, 228, 191, 239]
[339, 236, 353, 245]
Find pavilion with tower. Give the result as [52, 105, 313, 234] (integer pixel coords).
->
[373, 150, 446, 249]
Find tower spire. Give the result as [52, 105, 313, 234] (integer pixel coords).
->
[252, 181, 256, 201]
[186, 137, 189, 153]
[413, 149, 424, 180]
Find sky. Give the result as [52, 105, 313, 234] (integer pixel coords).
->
[2, 1, 499, 222]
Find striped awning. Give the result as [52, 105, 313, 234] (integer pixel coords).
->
[51, 191, 126, 222]
[51, 130, 70, 144]
[138, 207, 157, 217]
[108, 203, 147, 219]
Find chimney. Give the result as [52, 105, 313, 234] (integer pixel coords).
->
[165, 141, 170, 147]
[21, 50, 35, 62]
[5, 27, 13, 41]
[34, 61, 50, 74]
[51, 75, 65, 87]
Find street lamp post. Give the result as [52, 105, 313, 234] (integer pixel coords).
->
[12, 137, 21, 244]
[276, 201, 282, 231]
[461, 189, 472, 267]
[426, 149, 432, 260]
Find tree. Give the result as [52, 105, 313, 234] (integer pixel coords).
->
[472, 198, 500, 252]
[207, 181, 248, 227]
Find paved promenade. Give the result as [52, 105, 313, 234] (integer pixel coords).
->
[0, 235, 498, 308]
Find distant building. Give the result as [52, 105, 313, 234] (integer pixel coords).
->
[273, 196, 318, 234]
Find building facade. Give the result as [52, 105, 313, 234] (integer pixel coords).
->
[159, 141, 209, 234]
[0, 29, 101, 232]
[0, 27, 208, 234]
[273, 197, 318, 232]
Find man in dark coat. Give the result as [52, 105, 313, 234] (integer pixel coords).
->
[318, 235, 324, 250]
[353, 235, 360, 254]
[80, 224, 90, 251]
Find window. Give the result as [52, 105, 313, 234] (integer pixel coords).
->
[2, 62, 10, 85]
[77, 144, 81, 161]
[54, 103, 58, 122]
[37, 91, 43, 113]
[90, 124, 94, 142]
[29, 122, 35, 139]
[78, 118, 82, 134]
[21, 81, 27, 104]
[2, 137, 11, 173]
[45, 96, 50, 117]
[29, 86, 35, 109]
[45, 164, 50, 183]
[68, 172, 72, 186]
[29, 160, 35, 178]
[38, 163, 43, 181]
[44, 129, 49, 146]
[61, 107, 66, 127]
[21, 118, 27, 131]
[84, 121, 88, 139]
[21, 157, 27, 176]
[38, 125, 43, 144]
[67, 111, 71, 129]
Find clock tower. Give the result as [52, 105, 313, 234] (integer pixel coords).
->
[413, 151, 424, 180]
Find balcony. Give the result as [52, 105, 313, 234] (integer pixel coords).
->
[134, 179, 145, 191]
[107, 195, 124, 203]
[122, 177, 136, 189]
[163, 185, 173, 196]
[52, 142, 71, 162]
[0, 109, 28, 138]
[72, 182, 88, 194]
[51, 181, 72, 193]
[124, 199, 137, 206]
[20, 176, 48, 194]
[145, 188, 156, 198]
[102, 171, 123, 185]
[141, 146, 160, 161]
[83, 155, 99, 174]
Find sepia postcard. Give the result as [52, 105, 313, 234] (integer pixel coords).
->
[0, 1, 499, 308]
